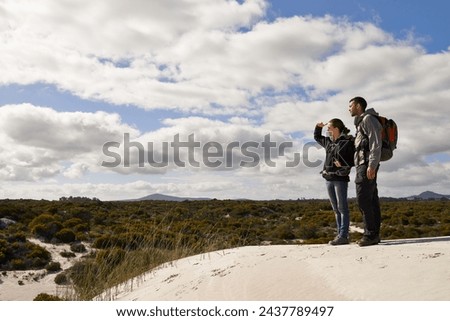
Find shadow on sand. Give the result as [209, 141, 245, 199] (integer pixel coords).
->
[380, 236, 450, 246]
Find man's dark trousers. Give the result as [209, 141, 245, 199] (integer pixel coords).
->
[355, 164, 381, 239]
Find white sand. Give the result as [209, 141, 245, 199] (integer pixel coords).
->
[99, 236, 450, 301]
[1, 236, 449, 301]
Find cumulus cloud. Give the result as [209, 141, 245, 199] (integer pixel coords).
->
[0, 104, 138, 181]
[3, 0, 448, 115]
[0, 103, 312, 181]
[1, 0, 268, 112]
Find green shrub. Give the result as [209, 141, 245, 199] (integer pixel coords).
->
[30, 224, 49, 238]
[55, 228, 76, 243]
[33, 293, 63, 301]
[11, 258, 26, 270]
[31, 222, 63, 241]
[29, 213, 56, 227]
[74, 223, 90, 233]
[270, 223, 295, 240]
[54, 272, 70, 285]
[70, 242, 87, 253]
[46, 261, 61, 272]
[60, 250, 76, 258]
[0, 252, 5, 264]
[28, 245, 51, 261]
[7, 232, 27, 243]
[298, 223, 319, 240]
[63, 218, 84, 229]
[92, 235, 125, 249]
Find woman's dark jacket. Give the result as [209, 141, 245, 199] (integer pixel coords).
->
[314, 126, 355, 182]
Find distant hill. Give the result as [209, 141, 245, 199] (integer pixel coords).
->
[408, 191, 450, 200]
[122, 191, 450, 202]
[126, 193, 211, 202]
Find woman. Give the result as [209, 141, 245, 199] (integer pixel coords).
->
[314, 118, 355, 245]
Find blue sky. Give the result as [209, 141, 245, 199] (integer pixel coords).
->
[271, 0, 449, 53]
[1, 0, 449, 200]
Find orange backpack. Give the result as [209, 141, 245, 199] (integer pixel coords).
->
[370, 115, 398, 161]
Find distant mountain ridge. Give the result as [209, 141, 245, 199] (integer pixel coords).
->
[123, 191, 449, 202]
[408, 191, 450, 200]
[126, 193, 211, 202]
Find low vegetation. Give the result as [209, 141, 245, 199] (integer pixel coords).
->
[0, 197, 448, 300]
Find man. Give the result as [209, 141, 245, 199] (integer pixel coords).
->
[349, 97, 382, 246]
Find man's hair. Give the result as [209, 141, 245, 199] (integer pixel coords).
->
[350, 96, 367, 111]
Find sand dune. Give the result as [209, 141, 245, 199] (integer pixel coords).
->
[99, 236, 450, 301]
[1, 236, 448, 301]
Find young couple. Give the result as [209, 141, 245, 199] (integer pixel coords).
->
[314, 96, 382, 247]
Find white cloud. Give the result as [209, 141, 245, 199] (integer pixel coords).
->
[1, 0, 268, 112]
[0, 104, 138, 181]
[2, 0, 266, 56]
[0, 103, 307, 179]
[5, 0, 448, 115]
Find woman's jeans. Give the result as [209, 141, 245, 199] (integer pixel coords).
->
[326, 180, 350, 239]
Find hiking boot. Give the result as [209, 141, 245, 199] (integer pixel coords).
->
[329, 237, 349, 246]
[358, 236, 380, 247]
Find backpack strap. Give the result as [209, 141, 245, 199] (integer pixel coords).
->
[355, 114, 375, 164]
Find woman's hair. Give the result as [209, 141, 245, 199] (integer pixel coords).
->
[329, 118, 350, 135]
